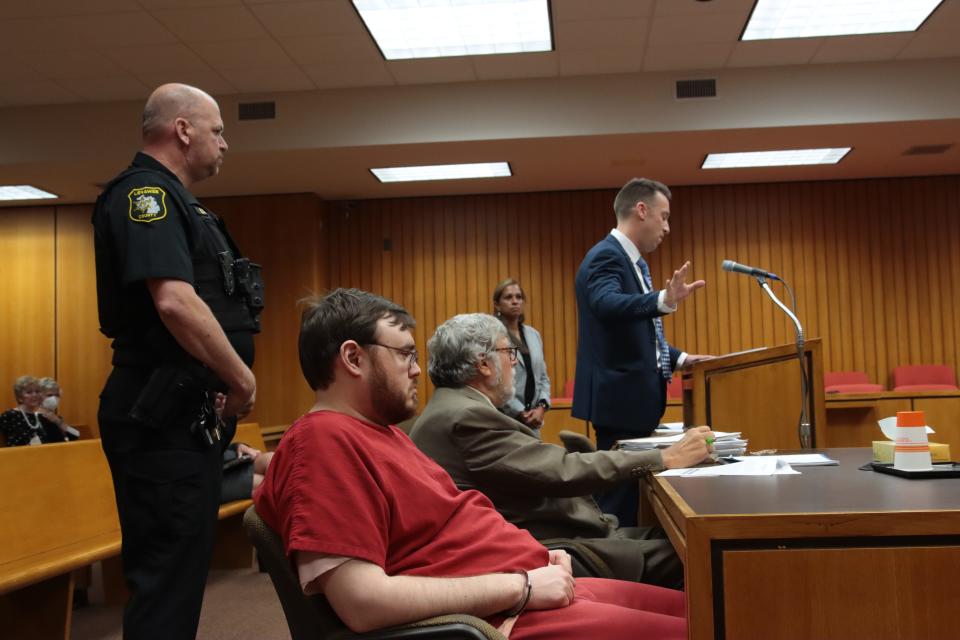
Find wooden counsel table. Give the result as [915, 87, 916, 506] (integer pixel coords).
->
[641, 448, 960, 640]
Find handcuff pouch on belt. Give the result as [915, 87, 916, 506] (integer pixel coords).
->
[129, 364, 225, 447]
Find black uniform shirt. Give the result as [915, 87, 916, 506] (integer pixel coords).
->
[94, 152, 253, 367]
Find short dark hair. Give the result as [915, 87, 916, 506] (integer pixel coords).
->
[298, 288, 415, 391]
[613, 178, 671, 221]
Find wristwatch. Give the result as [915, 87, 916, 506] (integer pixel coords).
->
[535, 399, 549, 410]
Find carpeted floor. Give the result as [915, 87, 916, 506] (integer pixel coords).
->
[71, 568, 290, 640]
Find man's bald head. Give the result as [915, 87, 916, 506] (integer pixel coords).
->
[142, 83, 217, 141]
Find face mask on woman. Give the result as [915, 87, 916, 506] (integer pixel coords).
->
[42, 395, 60, 411]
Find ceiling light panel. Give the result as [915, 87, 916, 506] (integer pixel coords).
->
[371, 162, 512, 182]
[702, 148, 851, 169]
[0, 185, 58, 201]
[353, 0, 553, 60]
[742, 0, 943, 40]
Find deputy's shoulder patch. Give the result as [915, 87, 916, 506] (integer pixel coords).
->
[128, 186, 168, 223]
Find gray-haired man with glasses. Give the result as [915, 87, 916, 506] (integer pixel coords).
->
[411, 313, 714, 588]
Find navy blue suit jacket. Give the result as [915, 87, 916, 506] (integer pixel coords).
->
[572, 234, 681, 435]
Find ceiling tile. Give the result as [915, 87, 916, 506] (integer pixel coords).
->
[726, 39, 822, 68]
[811, 33, 913, 64]
[552, 0, 654, 21]
[0, 0, 134, 19]
[282, 34, 382, 65]
[57, 76, 151, 102]
[249, 0, 364, 37]
[474, 52, 558, 80]
[28, 48, 126, 80]
[152, 5, 270, 42]
[135, 69, 237, 96]
[558, 48, 643, 76]
[301, 61, 395, 89]
[216, 65, 315, 92]
[0, 18, 88, 53]
[101, 43, 214, 74]
[64, 12, 179, 47]
[897, 29, 960, 59]
[139, 0, 241, 8]
[554, 19, 648, 51]
[0, 80, 78, 107]
[653, 0, 756, 17]
[642, 43, 734, 72]
[191, 39, 295, 69]
[647, 12, 747, 47]
[388, 57, 477, 85]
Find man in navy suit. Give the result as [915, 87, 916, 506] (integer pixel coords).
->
[573, 177, 709, 526]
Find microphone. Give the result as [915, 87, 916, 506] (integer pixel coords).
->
[721, 260, 780, 281]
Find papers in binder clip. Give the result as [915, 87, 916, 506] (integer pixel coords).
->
[618, 431, 748, 457]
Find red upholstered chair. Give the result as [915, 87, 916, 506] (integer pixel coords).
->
[667, 376, 683, 399]
[824, 371, 884, 394]
[563, 380, 575, 398]
[892, 365, 959, 392]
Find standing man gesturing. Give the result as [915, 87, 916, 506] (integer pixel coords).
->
[93, 83, 263, 639]
[573, 178, 708, 527]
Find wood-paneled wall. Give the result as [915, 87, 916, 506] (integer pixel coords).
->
[2, 175, 958, 434]
[324, 176, 960, 407]
[0, 207, 56, 402]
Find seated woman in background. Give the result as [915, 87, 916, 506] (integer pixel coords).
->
[492, 278, 552, 436]
[37, 377, 79, 440]
[0, 376, 72, 446]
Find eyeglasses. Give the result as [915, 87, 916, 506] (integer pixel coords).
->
[494, 346, 519, 363]
[366, 342, 419, 369]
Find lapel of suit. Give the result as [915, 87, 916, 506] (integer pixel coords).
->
[604, 234, 644, 292]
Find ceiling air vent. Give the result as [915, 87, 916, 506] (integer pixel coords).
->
[903, 144, 953, 156]
[238, 101, 276, 121]
[675, 78, 716, 100]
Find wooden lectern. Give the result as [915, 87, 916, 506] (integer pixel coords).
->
[681, 339, 826, 451]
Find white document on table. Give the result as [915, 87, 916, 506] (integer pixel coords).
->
[658, 456, 800, 477]
[742, 453, 838, 466]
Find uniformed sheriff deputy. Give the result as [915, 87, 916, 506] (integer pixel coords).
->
[92, 83, 262, 640]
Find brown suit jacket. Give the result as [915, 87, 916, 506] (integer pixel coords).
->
[410, 386, 678, 584]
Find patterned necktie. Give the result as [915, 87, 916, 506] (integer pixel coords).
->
[636, 257, 673, 381]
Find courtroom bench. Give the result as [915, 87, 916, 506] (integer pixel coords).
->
[0, 422, 265, 640]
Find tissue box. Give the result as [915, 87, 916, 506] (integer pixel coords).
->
[872, 441, 951, 463]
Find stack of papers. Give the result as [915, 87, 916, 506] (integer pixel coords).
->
[617, 431, 748, 456]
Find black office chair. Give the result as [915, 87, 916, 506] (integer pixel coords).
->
[557, 430, 596, 454]
[243, 506, 505, 640]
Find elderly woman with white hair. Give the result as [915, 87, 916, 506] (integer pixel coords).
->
[0, 375, 71, 446]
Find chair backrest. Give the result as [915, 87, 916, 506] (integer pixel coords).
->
[824, 371, 870, 387]
[558, 430, 596, 454]
[562, 380, 575, 398]
[242, 506, 348, 640]
[892, 365, 958, 389]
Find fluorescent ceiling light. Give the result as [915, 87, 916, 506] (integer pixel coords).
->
[742, 0, 942, 40]
[352, 0, 552, 60]
[0, 185, 58, 201]
[702, 148, 851, 169]
[371, 162, 512, 183]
